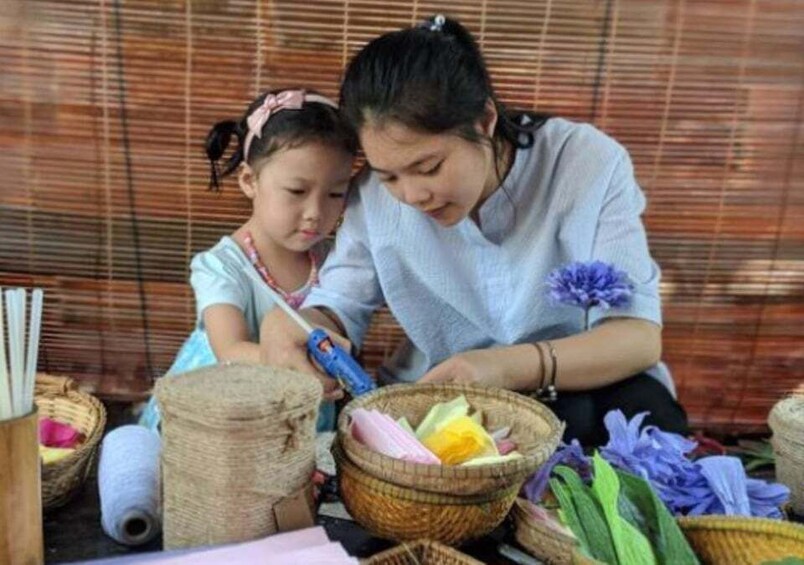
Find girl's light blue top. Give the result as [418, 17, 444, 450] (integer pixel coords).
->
[303, 117, 675, 396]
[139, 236, 334, 431]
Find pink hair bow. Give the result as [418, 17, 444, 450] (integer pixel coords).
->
[243, 90, 336, 158]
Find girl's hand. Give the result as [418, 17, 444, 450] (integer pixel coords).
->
[260, 308, 348, 401]
[418, 346, 537, 391]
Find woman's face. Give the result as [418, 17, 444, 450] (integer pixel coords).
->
[359, 114, 498, 227]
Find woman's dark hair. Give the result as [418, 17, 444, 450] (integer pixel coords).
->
[204, 89, 358, 191]
[340, 15, 549, 162]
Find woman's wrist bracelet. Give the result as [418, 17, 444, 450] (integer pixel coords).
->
[530, 340, 558, 403]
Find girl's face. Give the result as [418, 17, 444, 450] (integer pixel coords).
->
[239, 141, 353, 252]
[359, 108, 499, 227]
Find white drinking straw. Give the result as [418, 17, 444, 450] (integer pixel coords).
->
[5, 290, 22, 416]
[0, 290, 11, 421]
[24, 289, 43, 414]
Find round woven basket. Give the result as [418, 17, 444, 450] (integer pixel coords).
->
[514, 498, 804, 565]
[34, 374, 107, 510]
[335, 442, 519, 546]
[337, 383, 564, 496]
[677, 515, 804, 564]
[768, 394, 804, 516]
[512, 498, 600, 565]
[362, 540, 484, 565]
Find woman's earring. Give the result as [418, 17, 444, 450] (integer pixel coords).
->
[335, 215, 344, 229]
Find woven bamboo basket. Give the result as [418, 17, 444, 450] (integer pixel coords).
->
[334, 442, 519, 546]
[514, 498, 804, 565]
[337, 383, 564, 496]
[362, 540, 483, 565]
[768, 394, 804, 516]
[512, 498, 601, 565]
[678, 515, 804, 564]
[34, 373, 107, 510]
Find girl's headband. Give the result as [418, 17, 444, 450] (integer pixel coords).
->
[243, 90, 338, 159]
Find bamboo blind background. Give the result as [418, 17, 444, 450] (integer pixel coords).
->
[0, 0, 802, 432]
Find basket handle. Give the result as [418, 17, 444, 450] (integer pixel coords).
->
[35, 373, 77, 396]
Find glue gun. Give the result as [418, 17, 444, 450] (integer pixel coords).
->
[306, 328, 376, 396]
[245, 267, 376, 396]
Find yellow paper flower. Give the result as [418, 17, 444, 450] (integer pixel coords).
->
[39, 445, 75, 464]
[421, 415, 498, 465]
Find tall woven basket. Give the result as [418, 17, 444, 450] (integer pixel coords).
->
[157, 363, 322, 550]
[34, 374, 107, 510]
[768, 394, 804, 516]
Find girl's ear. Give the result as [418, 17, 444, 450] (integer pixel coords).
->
[474, 98, 499, 139]
[238, 164, 258, 199]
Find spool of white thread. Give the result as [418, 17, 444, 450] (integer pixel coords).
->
[98, 425, 162, 546]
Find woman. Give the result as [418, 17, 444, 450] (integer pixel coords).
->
[260, 15, 687, 445]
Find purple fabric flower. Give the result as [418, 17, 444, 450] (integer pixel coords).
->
[547, 261, 633, 312]
[522, 439, 591, 503]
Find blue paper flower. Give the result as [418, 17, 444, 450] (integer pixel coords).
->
[546, 261, 633, 329]
[522, 439, 590, 503]
[600, 410, 790, 518]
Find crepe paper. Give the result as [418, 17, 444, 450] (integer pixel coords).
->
[696, 456, 752, 516]
[616, 470, 699, 565]
[550, 467, 618, 565]
[396, 416, 415, 436]
[461, 452, 522, 466]
[496, 438, 517, 455]
[600, 410, 789, 518]
[40, 417, 83, 448]
[519, 498, 577, 538]
[414, 395, 471, 440]
[150, 526, 359, 565]
[589, 453, 656, 565]
[40, 445, 75, 464]
[421, 415, 498, 465]
[523, 439, 591, 504]
[350, 408, 439, 464]
[490, 426, 511, 442]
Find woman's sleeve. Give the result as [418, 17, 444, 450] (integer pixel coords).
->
[303, 186, 385, 348]
[589, 149, 663, 328]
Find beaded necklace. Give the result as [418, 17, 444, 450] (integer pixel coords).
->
[242, 232, 318, 310]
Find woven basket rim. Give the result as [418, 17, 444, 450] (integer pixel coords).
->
[677, 515, 804, 538]
[338, 383, 563, 479]
[36, 389, 106, 465]
[364, 539, 484, 564]
[334, 441, 520, 505]
[513, 497, 580, 545]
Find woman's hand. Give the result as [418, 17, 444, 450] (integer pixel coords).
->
[418, 346, 537, 391]
[260, 308, 350, 401]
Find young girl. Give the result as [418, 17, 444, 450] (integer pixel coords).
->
[260, 17, 689, 446]
[139, 88, 356, 432]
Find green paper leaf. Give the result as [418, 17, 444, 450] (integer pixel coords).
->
[617, 470, 699, 565]
[590, 452, 656, 565]
[552, 466, 618, 565]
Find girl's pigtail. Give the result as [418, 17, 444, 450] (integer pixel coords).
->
[204, 119, 243, 192]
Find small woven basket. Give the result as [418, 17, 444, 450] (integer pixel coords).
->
[338, 383, 563, 496]
[335, 442, 519, 546]
[362, 540, 483, 565]
[677, 515, 804, 564]
[514, 498, 804, 565]
[512, 498, 600, 565]
[769, 394, 804, 516]
[34, 373, 107, 510]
